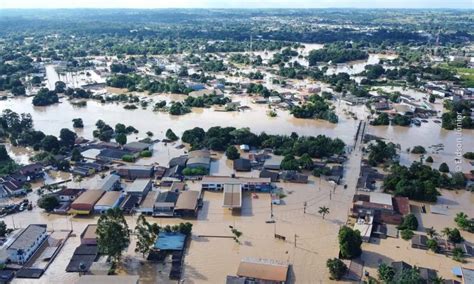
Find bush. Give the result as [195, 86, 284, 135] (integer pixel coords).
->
[38, 195, 59, 212]
[338, 226, 362, 259]
[463, 152, 474, 160]
[122, 155, 136, 162]
[439, 162, 450, 173]
[425, 156, 433, 163]
[326, 258, 347, 280]
[166, 129, 179, 141]
[182, 167, 208, 176]
[225, 145, 240, 160]
[401, 229, 414, 240]
[398, 214, 418, 230]
[140, 150, 152, 158]
[411, 146, 426, 154]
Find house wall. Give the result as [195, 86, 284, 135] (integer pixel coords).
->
[7, 231, 48, 264]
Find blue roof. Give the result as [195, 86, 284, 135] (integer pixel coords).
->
[154, 232, 186, 251]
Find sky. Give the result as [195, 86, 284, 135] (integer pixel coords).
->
[0, 0, 472, 9]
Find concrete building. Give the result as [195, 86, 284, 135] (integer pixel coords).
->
[94, 191, 124, 213]
[125, 179, 152, 200]
[6, 224, 48, 264]
[92, 174, 121, 191]
[202, 176, 272, 191]
[116, 165, 154, 180]
[174, 190, 201, 217]
[70, 190, 105, 215]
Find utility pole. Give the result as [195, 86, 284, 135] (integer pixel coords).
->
[303, 202, 307, 214]
[294, 234, 297, 248]
[270, 197, 274, 219]
[330, 191, 332, 200]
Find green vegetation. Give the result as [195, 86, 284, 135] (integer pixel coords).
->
[439, 162, 449, 173]
[225, 145, 240, 160]
[97, 208, 130, 262]
[135, 214, 159, 257]
[38, 195, 60, 212]
[182, 167, 208, 176]
[442, 100, 473, 130]
[370, 113, 390, 126]
[455, 212, 474, 233]
[32, 88, 59, 106]
[72, 118, 84, 128]
[326, 258, 347, 280]
[338, 226, 362, 259]
[165, 128, 179, 141]
[410, 145, 426, 154]
[115, 133, 127, 145]
[122, 155, 135, 162]
[398, 214, 418, 230]
[463, 152, 474, 160]
[425, 156, 433, 163]
[169, 102, 191, 115]
[291, 94, 338, 123]
[378, 263, 395, 283]
[309, 43, 368, 64]
[140, 150, 152, 158]
[181, 127, 344, 158]
[184, 94, 230, 108]
[401, 229, 414, 240]
[442, 227, 464, 244]
[384, 162, 440, 202]
[367, 140, 397, 166]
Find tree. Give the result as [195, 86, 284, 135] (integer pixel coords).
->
[318, 206, 330, 219]
[115, 133, 127, 145]
[452, 247, 466, 262]
[72, 118, 84, 128]
[439, 162, 450, 173]
[40, 135, 60, 152]
[401, 229, 414, 240]
[326, 258, 347, 280]
[225, 145, 240, 160]
[166, 128, 179, 141]
[425, 156, 433, 163]
[54, 81, 66, 93]
[427, 238, 439, 253]
[32, 88, 59, 106]
[425, 227, 438, 238]
[393, 267, 422, 283]
[398, 214, 418, 230]
[299, 153, 314, 170]
[229, 226, 243, 244]
[59, 128, 77, 148]
[0, 145, 11, 162]
[0, 221, 8, 237]
[411, 146, 426, 154]
[338, 226, 362, 259]
[71, 148, 83, 162]
[281, 155, 300, 171]
[455, 212, 474, 232]
[135, 214, 158, 257]
[38, 195, 59, 212]
[378, 263, 395, 283]
[442, 227, 463, 243]
[96, 208, 130, 262]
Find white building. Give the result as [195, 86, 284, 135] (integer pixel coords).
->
[6, 224, 48, 264]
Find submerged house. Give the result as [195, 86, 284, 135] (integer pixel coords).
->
[228, 257, 290, 284]
[70, 190, 105, 215]
[117, 165, 154, 180]
[5, 224, 48, 264]
[174, 190, 201, 217]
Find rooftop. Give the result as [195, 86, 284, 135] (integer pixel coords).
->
[125, 179, 151, 194]
[237, 257, 289, 282]
[370, 192, 393, 207]
[95, 191, 122, 207]
[72, 190, 105, 206]
[202, 176, 271, 184]
[8, 224, 47, 251]
[154, 232, 186, 251]
[223, 183, 242, 208]
[75, 275, 139, 284]
[175, 190, 200, 211]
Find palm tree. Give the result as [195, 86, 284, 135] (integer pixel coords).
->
[425, 227, 438, 239]
[431, 276, 444, 284]
[441, 227, 451, 238]
[318, 206, 330, 219]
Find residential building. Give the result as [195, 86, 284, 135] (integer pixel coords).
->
[55, 188, 84, 202]
[70, 190, 105, 215]
[202, 176, 272, 191]
[233, 257, 289, 284]
[94, 191, 124, 213]
[174, 190, 201, 217]
[80, 224, 98, 245]
[125, 179, 152, 200]
[93, 174, 121, 191]
[116, 165, 154, 180]
[6, 224, 48, 264]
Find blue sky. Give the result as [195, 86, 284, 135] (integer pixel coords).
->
[0, 0, 472, 9]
